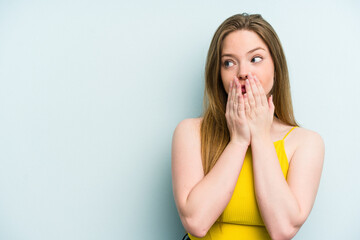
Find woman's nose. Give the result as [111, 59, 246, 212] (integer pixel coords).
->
[238, 62, 249, 80]
[238, 73, 248, 80]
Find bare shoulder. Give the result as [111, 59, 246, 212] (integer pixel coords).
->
[294, 127, 325, 151]
[171, 117, 203, 168]
[278, 122, 324, 165]
[171, 117, 204, 221]
[290, 126, 325, 165]
[173, 117, 202, 139]
[286, 127, 325, 228]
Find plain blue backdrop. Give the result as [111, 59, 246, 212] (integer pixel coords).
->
[0, 0, 359, 239]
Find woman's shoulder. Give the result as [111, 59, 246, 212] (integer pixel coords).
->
[292, 125, 324, 145]
[300, 127, 324, 153]
[172, 118, 203, 165]
[175, 117, 203, 131]
[274, 118, 323, 143]
[282, 125, 325, 161]
[173, 117, 203, 140]
[275, 121, 324, 162]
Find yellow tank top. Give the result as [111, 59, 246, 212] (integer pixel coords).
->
[188, 126, 298, 240]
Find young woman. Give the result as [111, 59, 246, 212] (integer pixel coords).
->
[172, 13, 325, 240]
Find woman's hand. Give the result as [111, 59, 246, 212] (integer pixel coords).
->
[225, 76, 251, 147]
[243, 73, 275, 140]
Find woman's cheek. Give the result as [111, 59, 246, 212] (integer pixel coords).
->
[221, 74, 231, 94]
[221, 79, 229, 94]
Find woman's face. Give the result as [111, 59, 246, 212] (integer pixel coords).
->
[220, 30, 275, 97]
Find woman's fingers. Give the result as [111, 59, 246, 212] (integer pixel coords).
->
[238, 88, 245, 117]
[226, 79, 233, 114]
[248, 73, 262, 106]
[231, 77, 237, 110]
[253, 75, 267, 106]
[243, 87, 250, 114]
[227, 77, 237, 120]
[233, 77, 239, 113]
[244, 77, 255, 111]
[226, 76, 247, 121]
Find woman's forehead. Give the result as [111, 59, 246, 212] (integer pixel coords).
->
[222, 30, 269, 54]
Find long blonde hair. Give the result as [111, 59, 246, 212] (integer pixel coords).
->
[200, 13, 300, 176]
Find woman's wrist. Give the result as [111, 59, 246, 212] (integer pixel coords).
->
[229, 139, 250, 149]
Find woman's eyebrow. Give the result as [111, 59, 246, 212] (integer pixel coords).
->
[221, 47, 266, 58]
[247, 47, 266, 54]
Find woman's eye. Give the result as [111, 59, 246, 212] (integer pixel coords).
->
[251, 56, 262, 63]
[224, 60, 234, 67]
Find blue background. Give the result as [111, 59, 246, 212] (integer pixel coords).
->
[0, 0, 359, 239]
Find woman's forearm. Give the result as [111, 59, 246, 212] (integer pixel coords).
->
[251, 135, 302, 240]
[185, 141, 248, 237]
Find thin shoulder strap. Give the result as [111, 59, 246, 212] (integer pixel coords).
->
[282, 126, 298, 141]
